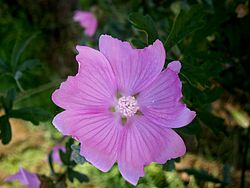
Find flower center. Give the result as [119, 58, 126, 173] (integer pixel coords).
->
[116, 96, 139, 117]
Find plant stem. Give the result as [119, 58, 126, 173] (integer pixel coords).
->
[15, 79, 25, 93]
[240, 127, 250, 188]
[14, 79, 62, 104]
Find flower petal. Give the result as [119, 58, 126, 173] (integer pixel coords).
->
[5, 168, 40, 188]
[137, 67, 196, 128]
[117, 116, 186, 185]
[99, 35, 165, 95]
[53, 110, 121, 172]
[167, 60, 181, 73]
[76, 46, 117, 107]
[52, 46, 117, 110]
[73, 11, 97, 37]
[52, 76, 82, 110]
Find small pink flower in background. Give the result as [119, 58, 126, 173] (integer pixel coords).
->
[52, 35, 196, 185]
[52, 145, 65, 164]
[73, 10, 97, 37]
[5, 168, 40, 188]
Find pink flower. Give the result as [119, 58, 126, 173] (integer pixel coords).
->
[52, 145, 65, 164]
[52, 35, 196, 185]
[73, 10, 97, 37]
[5, 168, 40, 188]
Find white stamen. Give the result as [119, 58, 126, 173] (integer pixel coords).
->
[116, 96, 139, 117]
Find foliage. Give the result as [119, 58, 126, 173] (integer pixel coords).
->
[46, 138, 89, 186]
[1, 0, 250, 187]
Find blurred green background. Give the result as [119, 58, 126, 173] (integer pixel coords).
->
[0, 0, 249, 187]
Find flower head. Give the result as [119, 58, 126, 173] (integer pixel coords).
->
[52, 35, 196, 185]
[73, 10, 97, 37]
[5, 168, 40, 188]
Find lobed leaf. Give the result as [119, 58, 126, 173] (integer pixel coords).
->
[0, 115, 12, 144]
[1, 89, 16, 114]
[9, 107, 51, 125]
[11, 34, 36, 68]
[67, 168, 89, 183]
[165, 5, 206, 50]
[128, 13, 158, 44]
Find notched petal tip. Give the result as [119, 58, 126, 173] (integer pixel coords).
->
[51, 89, 59, 105]
[75, 45, 85, 54]
[118, 163, 143, 186]
[79, 143, 117, 173]
[151, 39, 164, 49]
[167, 60, 182, 74]
[100, 35, 165, 53]
[99, 34, 133, 50]
[185, 109, 197, 125]
[52, 115, 65, 135]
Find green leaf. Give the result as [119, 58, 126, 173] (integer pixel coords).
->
[188, 13, 229, 51]
[0, 58, 8, 73]
[165, 5, 206, 50]
[198, 111, 227, 135]
[17, 59, 40, 72]
[162, 159, 175, 171]
[48, 151, 55, 175]
[11, 34, 36, 68]
[0, 115, 12, 144]
[59, 138, 75, 166]
[9, 107, 51, 125]
[1, 89, 16, 114]
[67, 168, 89, 183]
[128, 13, 158, 44]
[59, 149, 69, 165]
[176, 119, 202, 137]
[130, 39, 147, 48]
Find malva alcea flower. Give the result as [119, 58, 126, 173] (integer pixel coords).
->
[52, 35, 196, 185]
[73, 10, 97, 37]
[5, 168, 40, 188]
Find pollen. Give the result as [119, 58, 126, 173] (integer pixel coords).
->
[117, 96, 139, 117]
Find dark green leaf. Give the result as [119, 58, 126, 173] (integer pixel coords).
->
[0, 115, 12, 144]
[0, 75, 16, 92]
[188, 13, 229, 51]
[1, 89, 16, 113]
[162, 159, 175, 171]
[59, 138, 75, 166]
[48, 151, 55, 175]
[128, 13, 158, 44]
[67, 168, 89, 183]
[17, 59, 40, 72]
[176, 119, 202, 137]
[0, 58, 9, 73]
[174, 157, 181, 163]
[11, 34, 36, 68]
[59, 149, 69, 165]
[165, 5, 206, 50]
[198, 111, 227, 135]
[131, 39, 147, 48]
[9, 107, 51, 125]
